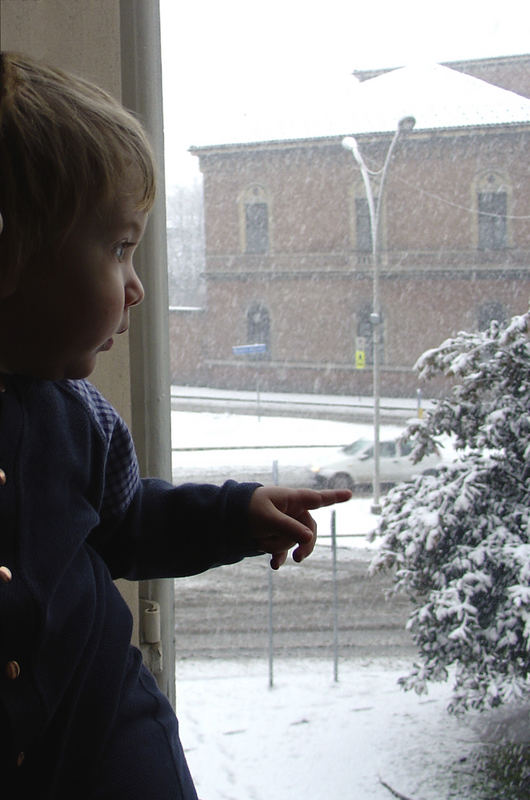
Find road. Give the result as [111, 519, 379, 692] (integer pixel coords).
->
[171, 385, 429, 424]
[174, 547, 415, 662]
[171, 395, 417, 664]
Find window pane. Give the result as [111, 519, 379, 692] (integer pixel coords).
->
[245, 202, 269, 253]
[161, 4, 530, 794]
[478, 191, 507, 250]
[355, 197, 372, 252]
[246, 303, 270, 359]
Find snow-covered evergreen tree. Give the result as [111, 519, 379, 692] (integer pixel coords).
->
[370, 310, 530, 714]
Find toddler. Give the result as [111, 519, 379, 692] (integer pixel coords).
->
[0, 52, 350, 798]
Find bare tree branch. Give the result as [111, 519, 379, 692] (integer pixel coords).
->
[379, 775, 420, 800]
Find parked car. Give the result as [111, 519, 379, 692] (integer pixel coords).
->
[311, 437, 442, 491]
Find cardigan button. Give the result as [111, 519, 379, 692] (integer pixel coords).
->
[5, 660, 21, 680]
[0, 468, 6, 486]
[0, 565, 12, 583]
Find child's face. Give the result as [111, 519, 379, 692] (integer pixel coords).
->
[0, 193, 147, 380]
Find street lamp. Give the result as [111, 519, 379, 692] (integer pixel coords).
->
[342, 116, 415, 514]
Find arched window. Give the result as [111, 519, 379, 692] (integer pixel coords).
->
[476, 172, 509, 251]
[241, 185, 270, 254]
[477, 301, 507, 331]
[356, 304, 384, 366]
[246, 302, 270, 359]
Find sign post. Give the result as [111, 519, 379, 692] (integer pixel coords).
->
[232, 343, 267, 419]
[355, 335, 366, 370]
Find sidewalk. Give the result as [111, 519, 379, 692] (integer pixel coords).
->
[170, 385, 432, 423]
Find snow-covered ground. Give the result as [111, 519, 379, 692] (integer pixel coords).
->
[177, 658, 478, 800]
[170, 409, 516, 800]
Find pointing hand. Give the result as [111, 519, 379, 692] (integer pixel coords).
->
[248, 486, 352, 569]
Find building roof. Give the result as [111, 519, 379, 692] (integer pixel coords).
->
[352, 53, 530, 85]
[346, 62, 530, 133]
[192, 62, 530, 152]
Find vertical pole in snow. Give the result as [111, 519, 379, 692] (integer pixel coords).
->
[331, 510, 339, 682]
[268, 567, 274, 689]
[268, 460, 279, 688]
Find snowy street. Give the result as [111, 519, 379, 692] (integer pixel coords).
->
[171, 402, 408, 498]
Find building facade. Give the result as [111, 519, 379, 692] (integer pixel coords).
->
[170, 55, 530, 397]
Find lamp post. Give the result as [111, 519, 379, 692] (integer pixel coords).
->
[342, 116, 415, 513]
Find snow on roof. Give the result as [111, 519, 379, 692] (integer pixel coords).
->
[192, 62, 530, 151]
[347, 62, 530, 133]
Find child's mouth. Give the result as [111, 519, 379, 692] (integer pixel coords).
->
[98, 338, 114, 352]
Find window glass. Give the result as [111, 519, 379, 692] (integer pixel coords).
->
[400, 440, 413, 456]
[160, 2, 530, 796]
[477, 300, 507, 329]
[245, 202, 269, 253]
[342, 439, 371, 455]
[478, 191, 507, 249]
[246, 302, 270, 358]
[379, 441, 396, 457]
[355, 197, 373, 252]
[357, 304, 384, 366]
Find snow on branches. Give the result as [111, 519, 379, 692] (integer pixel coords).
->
[370, 310, 530, 714]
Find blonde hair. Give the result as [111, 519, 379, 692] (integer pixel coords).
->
[0, 52, 156, 291]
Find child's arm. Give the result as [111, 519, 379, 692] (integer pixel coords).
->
[91, 480, 351, 580]
[248, 486, 351, 570]
[71, 380, 351, 578]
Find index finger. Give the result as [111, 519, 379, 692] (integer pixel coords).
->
[295, 488, 352, 510]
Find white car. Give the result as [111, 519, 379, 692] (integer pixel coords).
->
[311, 437, 442, 491]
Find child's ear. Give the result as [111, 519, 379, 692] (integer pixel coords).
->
[0, 212, 3, 235]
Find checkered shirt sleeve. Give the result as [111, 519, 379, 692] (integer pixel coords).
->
[65, 380, 140, 519]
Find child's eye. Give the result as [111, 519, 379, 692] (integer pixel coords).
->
[113, 241, 131, 262]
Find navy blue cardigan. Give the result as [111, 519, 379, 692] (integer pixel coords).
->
[0, 375, 259, 791]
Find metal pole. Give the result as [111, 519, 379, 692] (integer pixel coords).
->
[369, 171, 382, 516]
[268, 459, 279, 688]
[268, 568, 274, 689]
[331, 510, 339, 682]
[344, 144, 382, 513]
[370, 127, 403, 514]
[342, 118, 415, 515]
[119, 0, 175, 709]
[417, 387, 423, 418]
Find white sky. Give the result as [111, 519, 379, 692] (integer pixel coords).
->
[159, 0, 530, 186]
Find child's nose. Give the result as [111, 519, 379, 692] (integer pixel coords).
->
[126, 268, 145, 308]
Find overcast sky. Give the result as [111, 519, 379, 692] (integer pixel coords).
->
[160, 0, 530, 187]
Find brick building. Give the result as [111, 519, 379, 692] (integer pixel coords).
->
[170, 55, 530, 397]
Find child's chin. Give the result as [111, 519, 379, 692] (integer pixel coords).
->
[61, 356, 98, 381]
